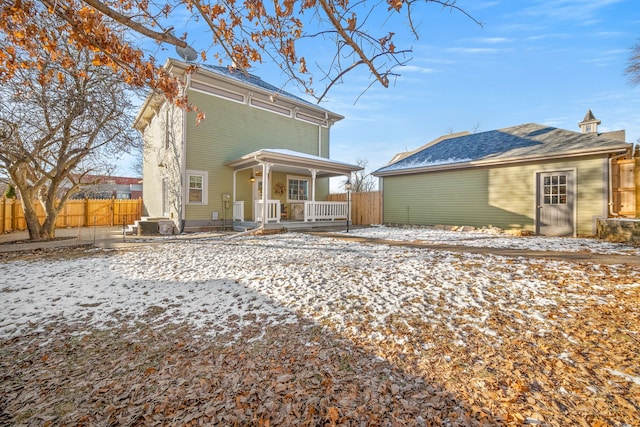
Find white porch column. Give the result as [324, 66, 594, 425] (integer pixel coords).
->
[310, 169, 317, 201]
[261, 163, 271, 224]
[232, 170, 237, 202]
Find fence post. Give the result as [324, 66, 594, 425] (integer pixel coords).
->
[84, 198, 89, 227]
[635, 148, 640, 218]
[11, 199, 18, 231]
[110, 196, 115, 226]
[0, 197, 4, 233]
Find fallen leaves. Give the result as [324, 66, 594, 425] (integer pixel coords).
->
[2, 320, 496, 426]
[1, 240, 639, 425]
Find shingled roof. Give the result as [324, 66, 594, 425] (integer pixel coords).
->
[374, 123, 631, 176]
[199, 63, 322, 110]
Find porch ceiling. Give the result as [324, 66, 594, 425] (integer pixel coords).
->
[224, 148, 363, 178]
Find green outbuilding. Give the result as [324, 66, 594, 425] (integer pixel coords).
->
[373, 111, 633, 236]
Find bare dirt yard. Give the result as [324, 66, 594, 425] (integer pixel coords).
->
[1, 228, 639, 426]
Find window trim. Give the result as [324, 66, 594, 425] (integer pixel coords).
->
[286, 175, 310, 202]
[250, 97, 292, 117]
[186, 170, 208, 205]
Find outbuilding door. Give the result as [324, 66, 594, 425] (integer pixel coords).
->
[536, 171, 575, 236]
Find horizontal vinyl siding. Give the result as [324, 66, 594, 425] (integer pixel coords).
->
[382, 156, 609, 234]
[489, 157, 608, 235]
[382, 169, 528, 229]
[143, 104, 183, 220]
[184, 90, 324, 221]
[142, 109, 166, 218]
[574, 157, 608, 235]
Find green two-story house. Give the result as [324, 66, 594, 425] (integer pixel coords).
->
[134, 58, 361, 232]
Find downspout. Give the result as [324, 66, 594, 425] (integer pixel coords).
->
[179, 73, 191, 233]
[608, 151, 629, 217]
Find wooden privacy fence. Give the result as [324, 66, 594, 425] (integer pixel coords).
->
[327, 191, 382, 225]
[0, 198, 143, 233]
[611, 156, 639, 217]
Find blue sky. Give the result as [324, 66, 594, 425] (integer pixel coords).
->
[124, 0, 640, 186]
[325, 0, 640, 176]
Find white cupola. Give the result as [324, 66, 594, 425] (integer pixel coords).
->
[578, 109, 601, 134]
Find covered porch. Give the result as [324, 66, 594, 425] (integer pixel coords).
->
[224, 149, 362, 230]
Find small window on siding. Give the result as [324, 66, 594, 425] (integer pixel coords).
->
[191, 81, 245, 103]
[250, 97, 292, 116]
[295, 111, 326, 126]
[187, 170, 208, 205]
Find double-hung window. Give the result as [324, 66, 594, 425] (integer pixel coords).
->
[287, 176, 309, 201]
[186, 170, 208, 204]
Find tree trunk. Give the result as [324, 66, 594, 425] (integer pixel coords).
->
[20, 197, 46, 241]
[41, 214, 57, 240]
[17, 186, 59, 241]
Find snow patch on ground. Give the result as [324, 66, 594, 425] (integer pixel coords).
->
[2, 229, 638, 343]
[345, 225, 640, 255]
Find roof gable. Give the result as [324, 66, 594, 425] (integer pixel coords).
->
[375, 123, 631, 175]
[386, 131, 471, 166]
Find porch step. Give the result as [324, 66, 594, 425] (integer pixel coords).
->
[123, 218, 175, 236]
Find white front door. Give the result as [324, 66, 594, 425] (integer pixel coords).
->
[536, 171, 575, 236]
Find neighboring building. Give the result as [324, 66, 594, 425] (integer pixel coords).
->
[134, 58, 361, 231]
[373, 111, 634, 236]
[71, 175, 143, 200]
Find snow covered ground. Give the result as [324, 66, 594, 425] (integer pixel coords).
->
[346, 225, 640, 255]
[1, 228, 639, 342]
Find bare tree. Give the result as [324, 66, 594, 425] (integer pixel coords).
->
[626, 41, 640, 86]
[346, 159, 377, 192]
[0, 18, 140, 241]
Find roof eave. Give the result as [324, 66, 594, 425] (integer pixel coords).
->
[374, 145, 632, 177]
[133, 92, 165, 131]
[225, 150, 362, 175]
[170, 59, 345, 123]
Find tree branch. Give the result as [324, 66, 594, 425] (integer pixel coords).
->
[78, 0, 188, 48]
[317, 0, 390, 88]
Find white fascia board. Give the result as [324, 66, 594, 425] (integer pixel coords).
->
[373, 145, 632, 177]
[225, 149, 362, 174]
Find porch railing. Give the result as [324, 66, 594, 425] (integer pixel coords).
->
[304, 201, 348, 222]
[255, 200, 281, 223]
[234, 200, 349, 224]
[233, 201, 244, 222]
